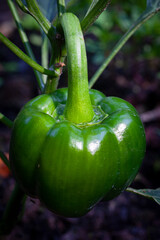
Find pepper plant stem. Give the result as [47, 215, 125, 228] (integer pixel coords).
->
[44, 46, 66, 93]
[0, 126, 26, 235]
[0, 184, 26, 235]
[60, 13, 94, 124]
[41, 36, 49, 84]
[44, 75, 60, 93]
[0, 32, 57, 77]
[44, 0, 67, 93]
[57, 0, 66, 17]
[89, 8, 159, 89]
[7, 0, 44, 92]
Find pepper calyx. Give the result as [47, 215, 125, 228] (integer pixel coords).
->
[52, 103, 108, 128]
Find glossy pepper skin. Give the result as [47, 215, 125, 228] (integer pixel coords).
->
[10, 88, 146, 217]
[10, 13, 146, 218]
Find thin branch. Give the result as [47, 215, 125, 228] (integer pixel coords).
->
[16, 0, 56, 42]
[0, 113, 13, 128]
[7, 0, 44, 92]
[140, 107, 160, 123]
[41, 37, 49, 84]
[89, 8, 160, 88]
[0, 184, 26, 235]
[0, 152, 10, 169]
[0, 32, 58, 77]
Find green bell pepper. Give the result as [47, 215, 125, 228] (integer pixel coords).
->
[10, 13, 146, 218]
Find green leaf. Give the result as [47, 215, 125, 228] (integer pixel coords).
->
[81, 0, 110, 32]
[37, 0, 57, 21]
[21, 0, 71, 21]
[16, 0, 56, 41]
[37, 0, 71, 21]
[127, 187, 160, 204]
[85, 0, 99, 15]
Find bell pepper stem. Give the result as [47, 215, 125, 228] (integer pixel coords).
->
[60, 13, 94, 124]
[0, 183, 26, 235]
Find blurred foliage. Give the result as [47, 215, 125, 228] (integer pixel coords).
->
[21, 0, 92, 46]
[22, 14, 40, 30]
[20, 0, 160, 64]
[86, 0, 160, 64]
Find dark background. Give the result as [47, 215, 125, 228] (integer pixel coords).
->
[0, 0, 160, 239]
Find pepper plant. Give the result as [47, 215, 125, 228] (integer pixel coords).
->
[0, 0, 160, 235]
